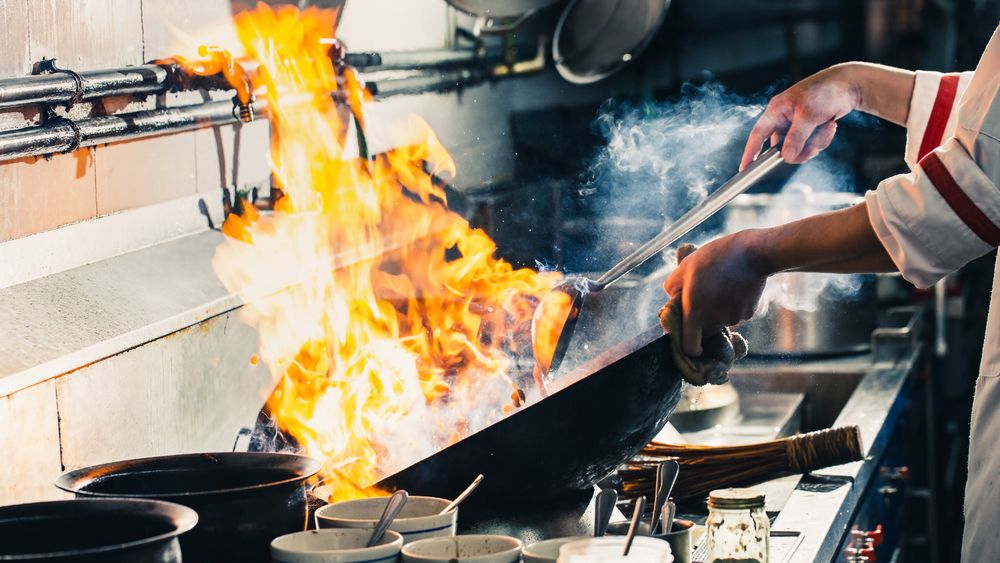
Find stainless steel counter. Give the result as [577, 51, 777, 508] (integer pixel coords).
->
[729, 308, 925, 562]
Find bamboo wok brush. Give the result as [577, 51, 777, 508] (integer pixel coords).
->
[618, 425, 864, 502]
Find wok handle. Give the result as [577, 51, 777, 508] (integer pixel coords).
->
[595, 146, 785, 289]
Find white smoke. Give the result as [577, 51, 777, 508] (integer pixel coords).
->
[584, 82, 869, 313]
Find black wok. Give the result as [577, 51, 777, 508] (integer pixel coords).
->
[55, 452, 321, 563]
[0, 498, 196, 562]
[379, 330, 681, 510]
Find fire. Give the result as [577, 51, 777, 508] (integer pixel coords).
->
[203, 4, 562, 500]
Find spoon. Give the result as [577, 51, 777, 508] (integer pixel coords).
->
[622, 496, 646, 556]
[663, 500, 677, 535]
[531, 146, 785, 375]
[649, 460, 679, 535]
[438, 474, 484, 515]
[367, 490, 408, 547]
[594, 488, 618, 537]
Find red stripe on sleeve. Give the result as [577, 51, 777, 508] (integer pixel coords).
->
[917, 74, 961, 160]
[920, 152, 1000, 246]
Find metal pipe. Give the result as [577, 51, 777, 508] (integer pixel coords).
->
[0, 99, 266, 162]
[371, 68, 486, 98]
[352, 48, 495, 71]
[0, 64, 173, 109]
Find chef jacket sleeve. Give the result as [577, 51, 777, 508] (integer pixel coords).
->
[866, 69, 1000, 288]
[903, 71, 975, 170]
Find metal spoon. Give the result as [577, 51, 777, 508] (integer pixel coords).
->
[622, 496, 646, 556]
[594, 488, 618, 537]
[649, 460, 679, 534]
[531, 146, 785, 375]
[663, 500, 677, 535]
[438, 474, 484, 515]
[367, 490, 408, 547]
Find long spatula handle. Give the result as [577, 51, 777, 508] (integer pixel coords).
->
[595, 147, 784, 289]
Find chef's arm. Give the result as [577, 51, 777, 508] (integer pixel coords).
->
[839, 62, 916, 126]
[741, 63, 915, 168]
[742, 201, 897, 275]
[663, 203, 895, 355]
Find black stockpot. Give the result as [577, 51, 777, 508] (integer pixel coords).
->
[55, 452, 321, 563]
[0, 498, 196, 562]
[379, 332, 682, 512]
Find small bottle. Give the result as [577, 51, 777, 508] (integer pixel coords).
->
[704, 488, 769, 563]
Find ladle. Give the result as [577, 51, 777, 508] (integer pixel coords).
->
[367, 489, 408, 547]
[532, 146, 785, 375]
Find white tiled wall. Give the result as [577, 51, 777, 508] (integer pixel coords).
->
[56, 311, 274, 472]
[0, 149, 96, 241]
[0, 308, 274, 505]
[0, 0, 265, 245]
[0, 381, 67, 504]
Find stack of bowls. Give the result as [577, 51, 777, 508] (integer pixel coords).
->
[314, 496, 457, 544]
[296, 494, 524, 563]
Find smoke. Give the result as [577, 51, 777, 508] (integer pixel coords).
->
[581, 81, 869, 314]
[584, 82, 765, 217]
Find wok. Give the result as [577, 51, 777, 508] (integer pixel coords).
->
[380, 329, 682, 511]
[253, 273, 682, 511]
[55, 452, 321, 563]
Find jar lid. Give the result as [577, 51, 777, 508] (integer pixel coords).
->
[708, 488, 766, 510]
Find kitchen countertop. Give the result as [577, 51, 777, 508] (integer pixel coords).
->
[461, 308, 923, 563]
[738, 308, 925, 562]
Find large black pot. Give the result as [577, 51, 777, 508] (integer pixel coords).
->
[0, 498, 196, 562]
[379, 329, 682, 511]
[55, 452, 321, 563]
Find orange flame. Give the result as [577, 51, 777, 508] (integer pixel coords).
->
[204, 4, 562, 500]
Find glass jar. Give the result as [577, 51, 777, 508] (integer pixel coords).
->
[704, 488, 769, 563]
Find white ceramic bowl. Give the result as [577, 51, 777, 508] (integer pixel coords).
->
[315, 496, 456, 544]
[557, 536, 672, 563]
[271, 528, 403, 563]
[401, 534, 522, 563]
[523, 536, 589, 563]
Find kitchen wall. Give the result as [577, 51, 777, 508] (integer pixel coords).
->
[0, 0, 521, 507]
[0, 0, 271, 248]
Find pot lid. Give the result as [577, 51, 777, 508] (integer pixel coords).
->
[553, 0, 671, 84]
[444, 0, 563, 18]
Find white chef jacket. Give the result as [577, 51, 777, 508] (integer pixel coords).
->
[864, 26, 1000, 560]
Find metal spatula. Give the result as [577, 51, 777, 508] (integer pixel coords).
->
[532, 147, 784, 375]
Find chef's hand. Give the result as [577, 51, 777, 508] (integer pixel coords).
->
[663, 232, 767, 356]
[741, 64, 860, 170]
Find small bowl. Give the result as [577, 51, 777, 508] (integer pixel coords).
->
[605, 519, 692, 563]
[316, 496, 456, 544]
[523, 536, 589, 563]
[557, 536, 672, 562]
[401, 534, 522, 563]
[271, 528, 403, 563]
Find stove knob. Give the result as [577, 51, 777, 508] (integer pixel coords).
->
[866, 524, 884, 546]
